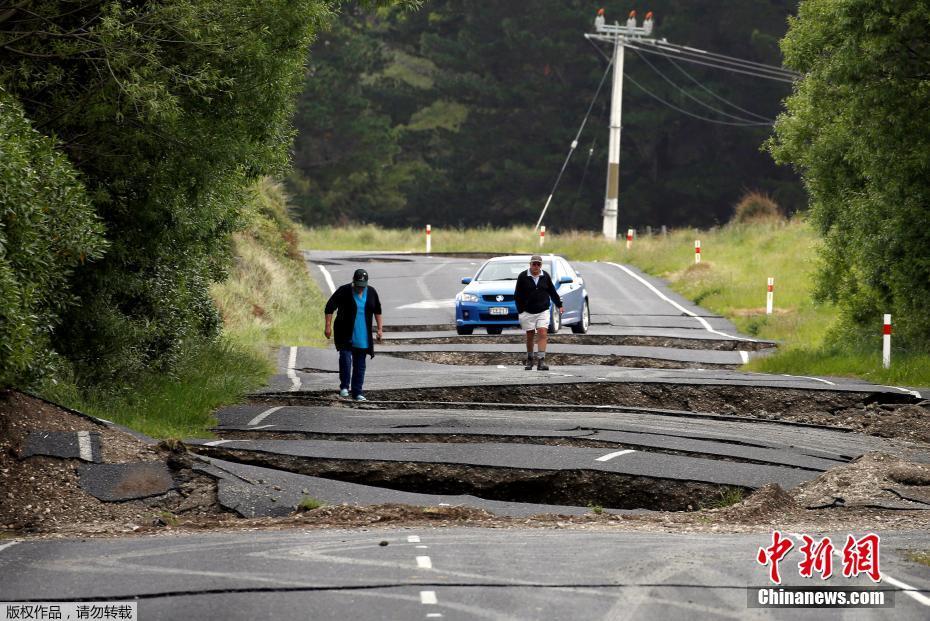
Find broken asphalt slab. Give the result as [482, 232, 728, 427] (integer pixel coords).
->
[78, 462, 176, 502]
[194, 456, 637, 518]
[22, 431, 101, 463]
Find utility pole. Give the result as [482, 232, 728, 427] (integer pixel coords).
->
[587, 10, 654, 240]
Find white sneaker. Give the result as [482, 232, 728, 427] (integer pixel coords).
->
[354, 394, 368, 402]
[339, 388, 349, 398]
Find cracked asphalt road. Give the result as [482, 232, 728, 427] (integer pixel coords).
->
[7, 251, 929, 619]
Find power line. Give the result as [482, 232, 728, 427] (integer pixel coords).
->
[643, 38, 799, 78]
[625, 41, 797, 83]
[624, 70, 774, 126]
[631, 47, 774, 124]
[666, 57, 774, 122]
[534, 55, 614, 230]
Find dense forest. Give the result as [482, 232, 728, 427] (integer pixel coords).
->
[288, 0, 803, 230]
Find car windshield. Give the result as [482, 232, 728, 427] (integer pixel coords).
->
[476, 260, 552, 282]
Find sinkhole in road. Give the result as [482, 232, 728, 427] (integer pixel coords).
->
[384, 333, 776, 351]
[191, 445, 746, 511]
[383, 350, 735, 369]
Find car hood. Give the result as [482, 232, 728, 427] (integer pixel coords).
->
[462, 280, 518, 295]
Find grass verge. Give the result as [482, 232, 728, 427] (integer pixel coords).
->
[41, 179, 328, 439]
[301, 221, 930, 386]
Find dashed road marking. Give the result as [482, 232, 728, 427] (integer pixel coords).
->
[318, 265, 336, 294]
[76, 431, 93, 462]
[416, 556, 433, 569]
[287, 346, 301, 392]
[407, 535, 421, 543]
[416, 545, 428, 549]
[204, 440, 232, 447]
[738, 350, 750, 364]
[249, 424, 275, 430]
[595, 449, 636, 462]
[248, 406, 283, 427]
[426, 614, 443, 619]
[604, 262, 751, 341]
[420, 591, 438, 605]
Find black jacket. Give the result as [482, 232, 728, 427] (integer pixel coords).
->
[324, 284, 382, 356]
[514, 270, 562, 314]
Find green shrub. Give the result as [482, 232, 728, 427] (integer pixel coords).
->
[0, 92, 106, 388]
[731, 191, 783, 224]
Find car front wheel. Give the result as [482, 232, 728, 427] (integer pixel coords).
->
[456, 326, 474, 335]
[548, 307, 561, 333]
[571, 299, 590, 334]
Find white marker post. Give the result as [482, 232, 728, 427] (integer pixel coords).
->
[626, 228, 634, 250]
[694, 240, 701, 264]
[425, 224, 432, 254]
[883, 314, 892, 369]
[539, 225, 546, 247]
[766, 277, 775, 315]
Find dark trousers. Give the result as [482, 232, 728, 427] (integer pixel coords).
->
[338, 348, 367, 397]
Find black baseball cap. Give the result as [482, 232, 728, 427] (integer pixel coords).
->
[353, 268, 369, 287]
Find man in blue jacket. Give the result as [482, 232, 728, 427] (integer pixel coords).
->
[324, 268, 383, 401]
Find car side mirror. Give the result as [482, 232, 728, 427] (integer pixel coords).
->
[461, 277, 473, 285]
[559, 276, 574, 284]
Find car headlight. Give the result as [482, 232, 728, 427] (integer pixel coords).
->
[458, 292, 480, 303]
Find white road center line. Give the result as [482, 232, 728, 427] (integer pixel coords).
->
[426, 614, 443, 619]
[0, 541, 20, 553]
[738, 350, 750, 364]
[248, 406, 283, 427]
[420, 591, 438, 605]
[416, 556, 433, 569]
[204, 439, 232, 447]
[604, 262, 752, 341]
[789, 533, 930, 607]
[407, 535, 421, 543]
[782, 373, 836, 386]
[318, 265, 336, 294]
[287, 346, 301, 392]
[76, 431, 93, 462]
[595, 449, 636, 462]
[416, 545, 428, 549]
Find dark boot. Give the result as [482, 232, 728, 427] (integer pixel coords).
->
[537, 356, 549, 371]
[524, 355, 535, 370]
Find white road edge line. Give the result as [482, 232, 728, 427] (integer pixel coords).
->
[248, 406, 284, 427]
[595, 449, 636, 462]
[420, 591, 438, 605]
[416, 556, 433, 569]
[881, 385, 923, 399]
[788, 533, 930, 607]
[287, 346, 301, 392]
[0, 541, 20, 553]
[738, 350, 750, 364]
[782, 373, 837, 386]
[318, 265, 336, 294]
[604, 262, 753, 341]
[204, 439, 232, 447]
[76, 430, 93, 462]
[407, 535, 421, 543]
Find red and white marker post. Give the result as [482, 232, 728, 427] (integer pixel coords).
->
[694, 240, 701, 264]
[539, 225, 546, 247]
[626, 228, 634, 250]
[425, 224, 432, 254]
[766, 277, 775, 315]
[883, 314, 892, 369]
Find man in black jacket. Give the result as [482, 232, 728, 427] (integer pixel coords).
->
[514, 255, 563, 371]
[324, 268, 383, 401]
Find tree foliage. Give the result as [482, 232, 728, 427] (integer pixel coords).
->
[289, 0, 802, 230]
[0, 0, 333, 382]
[0, 91, 106, 386]
[769, 0, 930, 345]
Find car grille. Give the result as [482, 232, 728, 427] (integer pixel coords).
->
[482, 294, 514, 302]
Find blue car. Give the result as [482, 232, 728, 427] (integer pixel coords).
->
[455, 254, 590, 335]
